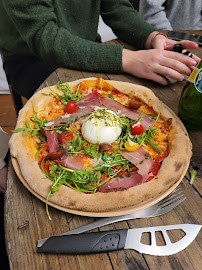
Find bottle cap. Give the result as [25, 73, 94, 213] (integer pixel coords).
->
[173, 44, 183, 53]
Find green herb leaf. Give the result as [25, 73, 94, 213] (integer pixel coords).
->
[189, 169, 197, 185]
[44, 82, 83, 105]
[67, 136, 84, 154]
[12, 128, 25, 133]
[26, 121, 30, 128]
[107, 94, 114, 99]
[84, 144, 99, 159]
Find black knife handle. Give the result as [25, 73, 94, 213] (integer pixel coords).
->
[38, 229, 128, 254]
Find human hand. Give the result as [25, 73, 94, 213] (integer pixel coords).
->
[150, 32, 201, 65]
[122, 48, 198, 85]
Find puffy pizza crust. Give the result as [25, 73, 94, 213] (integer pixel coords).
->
[9, 78, 192, 212]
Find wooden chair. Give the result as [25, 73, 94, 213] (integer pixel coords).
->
[1, 54, 23, 116]
[8, 85, 23, 116]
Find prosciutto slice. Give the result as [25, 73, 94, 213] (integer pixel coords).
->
[53, 91, 154, 130]
[120, 146, 153, 181]
[99, 171, 143, 191]
[76, 91, 102, 108]
[52, 92, 103, 127]
[99, 96, 155, 130]
[40, 128, 59, 153]
[57, 156, 84, 170]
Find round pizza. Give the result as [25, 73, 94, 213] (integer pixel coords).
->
[9, 77, 192, 217]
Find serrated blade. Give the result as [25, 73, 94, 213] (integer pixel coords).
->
[125, 224, 201, 256]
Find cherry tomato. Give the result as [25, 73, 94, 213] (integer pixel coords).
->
[64, 101, 77, 114]
[130, 121, 144, 135]
[58, 131, 74, 144]
[124, 141, 139, 152]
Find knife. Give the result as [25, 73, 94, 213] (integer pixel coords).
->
[37, 224, 201, 256]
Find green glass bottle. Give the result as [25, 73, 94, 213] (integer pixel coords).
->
[178, 60, 202, 130]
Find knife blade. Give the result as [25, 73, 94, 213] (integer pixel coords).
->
[37, 224, 201, 256]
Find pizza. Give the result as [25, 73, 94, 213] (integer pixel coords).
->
[9, 77, 192, 216]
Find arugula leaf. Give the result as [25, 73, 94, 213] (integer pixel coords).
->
[12, 110, 49, 137]
[189, 169, 197, 185]
[67, 136, 84, 154]
[147, 113, 158, 120]
[12, 128, 25, 133]
[43, 82, 83, 105]
[107, 94, 114, 99]
[84, 144, 99, 159]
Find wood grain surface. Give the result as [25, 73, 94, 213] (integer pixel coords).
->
[5, 31, 202, 270]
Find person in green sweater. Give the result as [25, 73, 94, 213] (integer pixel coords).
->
[0, 0, 200, 99]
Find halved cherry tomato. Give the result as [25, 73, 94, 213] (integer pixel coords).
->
[130, 121, 144, 135]
[64, 101, 77, 114]
[58, 131, 74, 144]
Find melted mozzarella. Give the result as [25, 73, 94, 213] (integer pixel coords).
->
[81, 109, 122, 144]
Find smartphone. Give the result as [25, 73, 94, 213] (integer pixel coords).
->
[167, 31, 202, 46]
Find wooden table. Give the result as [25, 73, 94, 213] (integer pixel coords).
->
[5, 32, 202, 270]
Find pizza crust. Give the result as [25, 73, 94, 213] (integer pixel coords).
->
[9, 78, 192, 212]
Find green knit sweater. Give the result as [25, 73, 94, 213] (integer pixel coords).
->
[0, 0, 156, 73]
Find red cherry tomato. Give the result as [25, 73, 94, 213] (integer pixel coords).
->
[130, 121, 144, 135]
[64, 101, 77, 114]
[58, 131, 74, 144]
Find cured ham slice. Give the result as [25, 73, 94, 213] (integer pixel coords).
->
[99, 96, 155, 130]
[52, 92, 103, 126]
[99, 171, 143, 191]
[53, 91, 154, 130]
[40, 128, 59, 153]
[76, 91, 102, 108]
[120, 146, 153, 181]
[57, 156, 84, 170]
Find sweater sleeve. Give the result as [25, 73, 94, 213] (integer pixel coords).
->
[2, 0, 123, 73]
[139, 0, 173, 31]
[100, 0, 157, 49]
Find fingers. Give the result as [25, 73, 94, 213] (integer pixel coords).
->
[160, 57, 192, 76]
[151, 73, 169, 85]
[179, 40, 198, 49]
[155, 65, 184, 81]
[191, 54, 201, 64]
[164, 50, 197, 67]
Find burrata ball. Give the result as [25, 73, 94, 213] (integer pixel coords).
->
[81, 109, 122, 144]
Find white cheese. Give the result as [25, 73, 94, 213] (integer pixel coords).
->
[81, 109, 122, 144]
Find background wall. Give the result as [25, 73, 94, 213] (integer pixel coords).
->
[0, 56, 9, 93]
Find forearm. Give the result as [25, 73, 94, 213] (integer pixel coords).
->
[34, 25, 123, 73]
